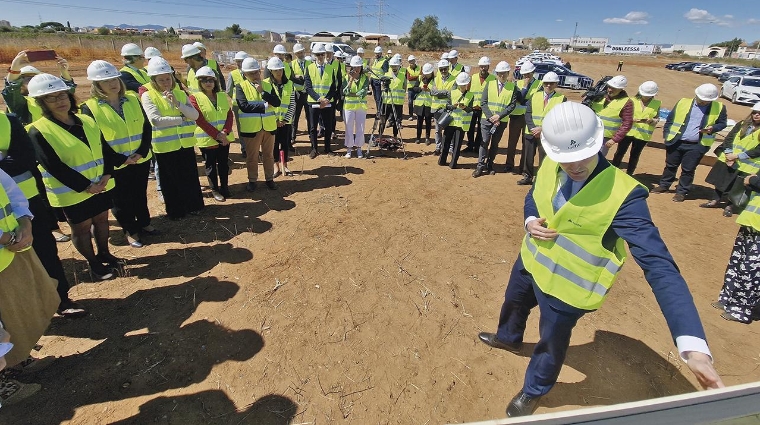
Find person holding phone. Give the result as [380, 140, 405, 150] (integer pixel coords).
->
[342, 56, 369, 158]
[81, 60, 155, 248]
[3, 50, 75, 126]
[141, 57, 203, 220]
[26, 73, 126, 281]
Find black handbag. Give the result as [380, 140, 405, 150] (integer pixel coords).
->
[728, 179, 752, 209]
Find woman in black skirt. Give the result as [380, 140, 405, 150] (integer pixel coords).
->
[703, 103, 760, 217]
[413, 63, 435, 144]
[26, 74, 126, 281]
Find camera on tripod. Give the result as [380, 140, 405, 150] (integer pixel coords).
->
[379, 76, 392, 92]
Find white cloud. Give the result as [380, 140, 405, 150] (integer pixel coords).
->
[684, 8, 733, 26]
[603, 11, 649, 25]
[749, 18, 760, 24]
[556, 19, 563, 22]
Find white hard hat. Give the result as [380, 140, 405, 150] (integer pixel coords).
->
[146, 57, 173, 76]
[374, 46, 383, 54]
[121, 43, 143, 57]
[520, 61, 536, 73]
[540, 102, 603, 163]
[494, 61, 511, 73]
[193, 41, 207, 50]
[293, 43, 305, 53]
[408, 55, 416, 62]
[387, 49, 392, 54]
[437, 59, 450, 69]
[456, 72, 471, 86]
[389, 56, 401, 66]
[267, 57, 285, 70]
[357, 47, 364, 54]
[27, 73, 69, 98]
[273, 44, 287, 54]
[234, 51, 250, 61]
[393, 53, 401, 60]
[441, 52, 449, 60]
[695, 83, 719, 102]
[181, 44, 202, 59]
[144, 47, 162, 59]
[86, 60, 120, 81]
[607, 75, 628, 89]
[542, 71, 560, 83]
[241, 57, 260, 72]
[422, 63, 434, 75]
[638, 81, 658, 97]
[478, 56, 490, 66]
[312, 43, 326, 54]
[324, 43, 334, 52]
[195, 66, 216, 79]
[19, 65, 41, 76]
[753, 102, 760, 112]
[448, 49, 459, 58]
[349, 56, 363, 67]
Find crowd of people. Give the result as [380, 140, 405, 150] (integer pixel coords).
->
[0, 41, 758, 415]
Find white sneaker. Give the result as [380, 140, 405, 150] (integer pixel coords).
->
[357, 149, 364, 158]
[344, 150, 352, 158]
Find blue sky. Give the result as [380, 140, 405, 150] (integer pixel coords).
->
[3, 0, 759, 46]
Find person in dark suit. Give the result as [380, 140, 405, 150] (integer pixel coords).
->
[478, 102, 724, 418]
[651, 83, 727, 202]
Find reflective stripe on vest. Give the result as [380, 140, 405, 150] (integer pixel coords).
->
[85, 93, 150, 169]
[486, 79, 517, 123]
[30, 115, 115, 207]
[666, 98, 722, 147]
[450, 90, 474, 131]
[597, 97, 630, 138]
[306, 62, 334, 103]
[469, 73, 495, 108]
[519, 159, 643, 310]
[230, 69, 245, 99]
[343, 75, 368, 111]
[526, 92, 565, 135]
[239, 80, 277, 132]
[371, 57, 387, 78]
[292, 59, 310, 92]
[0, 185, 19, 272]
[120, 66, 150, 92]
[629, 98, 661, 141]
[193, 92, 234, 148]
[383, 70, 406, 105]
[264, 78, 294, 123]
[431, 74, 457, 111]
[0, 113, 39, 198]
[186, 68, 200, 92]
[737, 193, 760, 230]
[146, 87, 196, 153]
[729, 128, 760, 174]
[511, 78, 541, 116]
[450, 63, 463, 78]
[413, 80, 432, 108]
[407, 65, 421, 89]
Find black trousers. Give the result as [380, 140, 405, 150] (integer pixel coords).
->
[28, 195, 70, 304]
[658, 141, 709, 195]
[379, 104, 403, 137]
[156, 148, 204, 219]
[611, 136, 647, 175]
[111, 161, 151, 235]
[307, 105, 335, 152]
[467, 109, 483, 150]
[519, 135, 546, 179]
[292, 91, 310, 140]
[370, 79, 383, 114]
[506, 114, 526, 169]
[274, 124, 293, 162]
[200, 145, 230, 192]
[477, 119, 508, 171]
[416, 113, 432, 140]
[439, 126, 464, 167]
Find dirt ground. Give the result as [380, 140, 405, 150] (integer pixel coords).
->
[2, 51, 760, 425]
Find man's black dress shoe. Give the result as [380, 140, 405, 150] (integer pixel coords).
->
[507, 390, 542, 417]
[477, 332, 522, 353]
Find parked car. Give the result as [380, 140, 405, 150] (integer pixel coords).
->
[309, 42, 356, 56]
[699, 63, 724, 75]
[514, 63, 593, 89]
[675, 62, 703, 71]
[711, 65, 740, 77]
[665, 61, 690, 69]
[692, 63, 711, 73]
[721, 76, 760, 104]
[718, 68, 760, 82]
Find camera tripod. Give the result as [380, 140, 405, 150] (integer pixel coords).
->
[364, 69, 407, 159]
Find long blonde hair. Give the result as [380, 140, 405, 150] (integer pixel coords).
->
[90, 78, 126, 100]
[739, 111, 760, 137]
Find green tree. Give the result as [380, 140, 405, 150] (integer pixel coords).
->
[498, 41, 507, 49]
[711, 37, 743, 57]
[533, 36, 550, 51]
[242, 33, 262, 41]
[167, 26, 176, 35]
[39, 21, 65, 31]
[405, 16, 452, 51]
[226, 23, 242, 36]
[97, 26, 110, 35]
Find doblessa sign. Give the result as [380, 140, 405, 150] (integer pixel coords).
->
[604, 44, 655, 54]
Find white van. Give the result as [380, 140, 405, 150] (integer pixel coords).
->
[309, 42, 357, 56]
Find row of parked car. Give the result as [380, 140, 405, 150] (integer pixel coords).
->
[513, 53, 594, 90]
[666, 61, 760, 105]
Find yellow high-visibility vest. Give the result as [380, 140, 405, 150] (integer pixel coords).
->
[193, 92, 234, 148]
[0, 113, 38, 198]
[84, 93, 150, 169]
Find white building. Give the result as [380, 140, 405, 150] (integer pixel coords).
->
[549, 37, 608, 51]
[660, 44, 726, 58]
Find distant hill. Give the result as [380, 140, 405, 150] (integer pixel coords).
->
[103, 24, 207, 31]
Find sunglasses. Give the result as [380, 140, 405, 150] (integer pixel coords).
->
[752, 110, 760, 115]
[199, 78, 216, 84]
[42, 92, 69, 104]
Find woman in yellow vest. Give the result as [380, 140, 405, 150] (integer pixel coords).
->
[81, 60, 154, 248]
[0, 169, 60, 403]
[703, 102, 760, 216]
[343, 56, 369, 158]
[26, 74, 125, 281]
[189, 66, 233, 202]
[227, 51, 249, 158]
[412, 63, 435, 145]
[611, 81, 661, 175]
[439, 72, 474, 169]
[119, 43, 150, 94]
[715, 173, 760, 323]
[265, 58, 295, 175]
[141, 57, 203, 220]
[378, 56, 406, 139]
